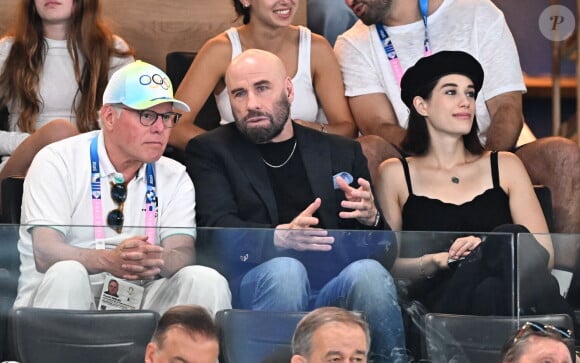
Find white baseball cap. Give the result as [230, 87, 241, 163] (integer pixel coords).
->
[103, 60, 190, 112]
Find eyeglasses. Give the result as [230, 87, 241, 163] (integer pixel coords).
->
[117, 106, 181, 128]
[107, 181, 127, 234]
[513, 321, 572, 343]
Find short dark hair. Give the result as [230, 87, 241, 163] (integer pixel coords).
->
[152, 305, 218, 348]
[292, 307, 370, 357]
[401, 78, 484, 156]
[232, 0, 251, 24]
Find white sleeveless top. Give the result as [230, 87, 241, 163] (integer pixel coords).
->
[215, 26, 325, 125]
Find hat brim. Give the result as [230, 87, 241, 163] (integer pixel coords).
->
[126, 97, 191, 112]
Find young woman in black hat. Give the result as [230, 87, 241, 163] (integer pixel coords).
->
[375, 51, 570, 317]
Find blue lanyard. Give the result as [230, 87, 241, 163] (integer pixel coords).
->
[376, 0, 432, 85]
[90, 135, 157, 245]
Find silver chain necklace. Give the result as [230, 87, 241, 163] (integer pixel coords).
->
[262, 140, 297, 168]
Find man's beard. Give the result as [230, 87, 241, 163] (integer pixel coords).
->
[359, 0, 392, 26]
[234, 91, 291, 144]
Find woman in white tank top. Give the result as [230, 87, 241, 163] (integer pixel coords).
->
[169, 0, 357, 151]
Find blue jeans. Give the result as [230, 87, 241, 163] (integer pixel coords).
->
[238, 257, 407, 363]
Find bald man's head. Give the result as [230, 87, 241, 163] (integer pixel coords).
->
[225, 49, 294, 144]
[226, 49, 288, 88]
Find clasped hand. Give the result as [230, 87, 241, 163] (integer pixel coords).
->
[111, 236, 164, 280]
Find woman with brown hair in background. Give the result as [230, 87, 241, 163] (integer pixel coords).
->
[0, 0, 134, 181]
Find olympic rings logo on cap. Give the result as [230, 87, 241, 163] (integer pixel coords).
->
[139, 73, 169, 90]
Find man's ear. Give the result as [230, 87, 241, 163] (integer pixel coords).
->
[413, 96, 429, 117]
[290, 354, 307, 363]
[100, 104, 116, 130]
[285, 77, 295, 103]
[144, 342, 157, 363]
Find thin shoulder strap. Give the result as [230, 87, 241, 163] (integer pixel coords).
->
[490, 151, 500, 188]
[225, 28, 242, 59]
[297, 26, 311, 80]
[399, 157, 413, 195]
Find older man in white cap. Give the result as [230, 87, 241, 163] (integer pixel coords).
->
[14, 60, 231, 314]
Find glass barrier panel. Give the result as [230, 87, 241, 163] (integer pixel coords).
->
[517, 233, 579, 360]
[395, 230, 515, 363]
[0, 225, 518, 363]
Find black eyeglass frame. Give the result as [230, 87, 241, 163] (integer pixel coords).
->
[116, 105, 181, 128]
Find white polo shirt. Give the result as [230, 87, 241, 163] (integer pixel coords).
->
[15, 130, 196, 307]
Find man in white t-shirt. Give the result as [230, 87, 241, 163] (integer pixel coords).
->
[335, 0, 579, 233]
[14, 61, 231, 315]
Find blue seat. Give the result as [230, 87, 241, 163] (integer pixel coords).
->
[216, 309, 306, 363]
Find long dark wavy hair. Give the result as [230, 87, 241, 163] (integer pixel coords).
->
[401, 77, 485, 156]
[0, 0, 134, 133]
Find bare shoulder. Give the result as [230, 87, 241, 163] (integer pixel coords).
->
[378, 157, 405, 179]
[376, 157, 408, 206]
[310, 31, 336, 61]
[198, 32, 232, 58]
[311, 31, 333, 52]
[497, 151, 525, 170]
[496, 151, 530, 184]
[310, 36, 342, 83]
[190, 32, 233, 74]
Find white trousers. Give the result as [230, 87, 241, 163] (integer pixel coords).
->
[31, 260, 232, 315]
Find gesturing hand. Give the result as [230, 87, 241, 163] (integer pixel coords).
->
[336, 176, 378, 226]
[274, 198, 335, 251]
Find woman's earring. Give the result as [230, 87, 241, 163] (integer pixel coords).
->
[243, 2, 250, 8]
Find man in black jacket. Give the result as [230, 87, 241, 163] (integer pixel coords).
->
[186, 49, 406, 362]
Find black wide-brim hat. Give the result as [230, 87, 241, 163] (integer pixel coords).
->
[400, 50, 484, 109]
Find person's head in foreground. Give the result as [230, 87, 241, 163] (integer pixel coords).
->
[145, 305, 219, 363]
[101, 60, 190, 165]
[500, 321, 574, 363]
[291, 307, 371, 363]
[400, 50, 485, 156]
[225, 48, 294, 144]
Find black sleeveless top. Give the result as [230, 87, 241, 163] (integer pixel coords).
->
[401, 151, 513, 232]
